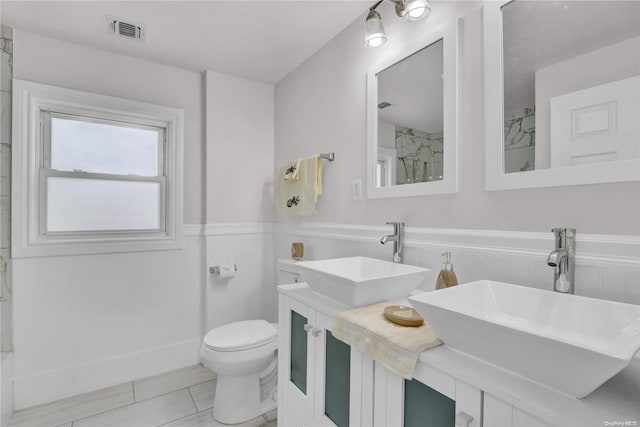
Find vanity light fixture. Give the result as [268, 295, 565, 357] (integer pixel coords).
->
[365, 0, 431, 47]
[365, 8, 387, 47]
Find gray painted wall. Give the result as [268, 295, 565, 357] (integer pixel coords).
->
[274, 1, 640, 234]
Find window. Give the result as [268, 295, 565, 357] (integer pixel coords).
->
[43, 113, 165, 233]
[13, 80, 184, 257]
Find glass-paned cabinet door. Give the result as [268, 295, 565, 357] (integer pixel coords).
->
[324, 330, 351, 427]
[280, 297, 316, 427]
[290, 310, 309, 393]
[404, 379, 455, 427]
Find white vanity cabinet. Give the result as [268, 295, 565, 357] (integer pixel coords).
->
[278, 284, 481, 427]
[278, 284, 553, 427]
[278, 284, 636, 427]
[278, 285, 374, 427]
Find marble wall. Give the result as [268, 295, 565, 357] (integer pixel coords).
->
[504, 107, 535, 173]
[0, 25, 12, 353]
[395, 126, 443, 184]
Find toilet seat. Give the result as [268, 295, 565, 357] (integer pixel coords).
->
[204, 320, 278, 352]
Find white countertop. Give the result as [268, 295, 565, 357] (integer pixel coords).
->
[279, 283, 640, 426]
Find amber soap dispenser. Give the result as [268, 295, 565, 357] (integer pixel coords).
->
[435, 251, 458, 290]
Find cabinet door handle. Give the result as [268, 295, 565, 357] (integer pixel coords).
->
[455, 412, 473, 427]
[303, 323, 313, 332]
[311, 328, 322, 337]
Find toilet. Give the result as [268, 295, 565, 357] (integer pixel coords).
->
[200, 259, 301, 424]
[200, 320, 278, 424]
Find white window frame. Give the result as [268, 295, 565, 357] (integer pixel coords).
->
[12, 79, 184, 257]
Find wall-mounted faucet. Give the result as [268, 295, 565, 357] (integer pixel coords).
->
[380, 222, 405, 263]
[547, 228, 576, 294]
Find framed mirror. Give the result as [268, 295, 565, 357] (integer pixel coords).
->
[484, 0, 640, 190]
[367, 19, 459, 199]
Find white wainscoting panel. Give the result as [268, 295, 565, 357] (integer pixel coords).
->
[204, 223, 276, 332]
[8, 221, 639, 411]
[273, 223, 640, 305]
[11, 228, 205, 410]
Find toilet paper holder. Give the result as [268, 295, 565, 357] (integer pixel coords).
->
[209, 264, 238, 276]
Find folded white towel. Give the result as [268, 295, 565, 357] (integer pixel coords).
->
[332, 301, 441, 379]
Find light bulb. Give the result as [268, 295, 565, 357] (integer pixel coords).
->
[404, 0, 431, 21]
[366, 33, 387, 47]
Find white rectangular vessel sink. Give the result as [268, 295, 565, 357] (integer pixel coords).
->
[296, 256, 430, 307]
[408, 280, 640, 398]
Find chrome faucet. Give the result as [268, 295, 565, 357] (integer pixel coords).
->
[547, 228, 576, 294]
[380, 222, 405, 263]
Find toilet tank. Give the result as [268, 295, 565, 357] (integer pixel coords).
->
[277, 259, 302, 285]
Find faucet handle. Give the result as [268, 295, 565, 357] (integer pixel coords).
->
[551, 228, 576, 235]
[551, 228, 576, 243]
[386, 222, 405, 233]
[551, 228, 565, 249]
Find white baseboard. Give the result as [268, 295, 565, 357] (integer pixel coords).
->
[1, 352, 14, 427]
[13, 339, 201, 410]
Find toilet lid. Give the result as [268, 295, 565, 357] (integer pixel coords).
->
[204, 320, 278, 352]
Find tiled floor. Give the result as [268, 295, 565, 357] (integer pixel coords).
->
[8, 365, 277, 427]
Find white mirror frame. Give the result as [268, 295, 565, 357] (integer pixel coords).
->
[367, 18, 459, 199]
[484, 1, 640, 191]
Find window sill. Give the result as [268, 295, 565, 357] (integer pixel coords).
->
[11, 230, 184, 258]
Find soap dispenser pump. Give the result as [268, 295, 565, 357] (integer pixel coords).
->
[435, 251, 458, 290]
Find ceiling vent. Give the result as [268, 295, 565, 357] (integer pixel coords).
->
[107, 15, 145, 41]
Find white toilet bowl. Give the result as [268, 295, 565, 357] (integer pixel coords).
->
[200, 320, 278, 424]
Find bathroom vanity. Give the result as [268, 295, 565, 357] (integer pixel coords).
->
[278, 283, 640, 427]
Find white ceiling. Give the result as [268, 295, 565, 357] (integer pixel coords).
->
[0, 0, 370, 84]
[503, 0, 640, 113]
